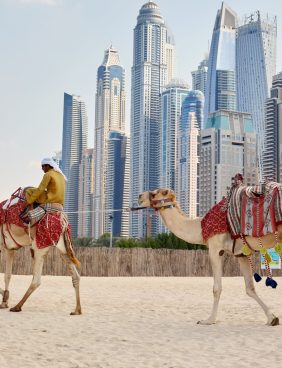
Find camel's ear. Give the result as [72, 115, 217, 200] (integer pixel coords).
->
[162, 189, 169, 196]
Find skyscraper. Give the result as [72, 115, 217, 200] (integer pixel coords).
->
[130, 1, 175, 238]
[93, 46, 126, 239]
[160, 79, 189, 191]
[199, 110, 257, 215]
[204, 3, 237, 126]
[177, 90, 204, 217]
[78, 148, 94, 238]
[105, 131, 129, 238]
[61, 93, 88, 238]
[191, 55, 208, 96]
[263, 72, 282, 181]
[236, 12, 277, 175]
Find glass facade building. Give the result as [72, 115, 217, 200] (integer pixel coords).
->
[160, 80, 189, 192]
[204, 3, 237, 126]
[93, 47, 126, 239]
[191, 56, 208, 96]
[105, 131, 129, 237]
[130, 1, 175, 238]
[61, 93, 88, 238]
[263, 72, 282, 181]
[236, 12, 277, 175]
[177, 90, 204, 217]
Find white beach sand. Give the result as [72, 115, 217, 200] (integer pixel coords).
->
[0, 275, 282, 368]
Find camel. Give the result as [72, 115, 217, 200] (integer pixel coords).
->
[0, 199, 82, 315]
[138, 188, 280, 326]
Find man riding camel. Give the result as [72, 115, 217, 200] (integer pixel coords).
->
[25, 158, 67, 207]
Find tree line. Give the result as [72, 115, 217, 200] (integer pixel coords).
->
[73, 232, 206, 250]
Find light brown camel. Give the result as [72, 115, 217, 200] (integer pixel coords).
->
[0, 220, 82, 315]
[138, 188, 280, 326]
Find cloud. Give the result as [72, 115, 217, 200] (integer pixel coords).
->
[18, 0, 58, 5]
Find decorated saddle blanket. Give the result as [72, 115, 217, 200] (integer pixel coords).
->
[227, 182, 282, 238]
[201, 199, 229, 242]
[0, 190, 71, 249]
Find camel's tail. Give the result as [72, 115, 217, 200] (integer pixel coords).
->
[64, 230, 81, 268]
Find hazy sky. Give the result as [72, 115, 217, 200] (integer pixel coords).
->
[0, 0, 281, 200]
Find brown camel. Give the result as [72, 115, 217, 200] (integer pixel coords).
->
[138, 188, 280, 326]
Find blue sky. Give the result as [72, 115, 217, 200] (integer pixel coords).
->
[0, 0, 281, 200]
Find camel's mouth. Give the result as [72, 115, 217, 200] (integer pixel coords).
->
[138, 189, 176, 209]
[138, 191, 151, 207]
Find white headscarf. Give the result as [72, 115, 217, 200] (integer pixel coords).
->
[41, 158, 67, 181]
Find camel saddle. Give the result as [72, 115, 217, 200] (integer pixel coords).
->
[227, 182, 282, 239]
[0, 188, 70, 249]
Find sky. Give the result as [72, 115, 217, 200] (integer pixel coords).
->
[0, 0, 281, 200]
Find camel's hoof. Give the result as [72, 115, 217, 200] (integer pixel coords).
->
[270, 317, 279, 326]
[10, 306, 22, 312]
[0, 302, 8, 309]
[197, 319, 216, 325]
[70, 309, 82, 315]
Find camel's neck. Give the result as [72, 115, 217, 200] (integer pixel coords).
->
[158, 207, 204, 245]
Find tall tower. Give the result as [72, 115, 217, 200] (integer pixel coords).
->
[160, 79, 189, 191]
[130, 1, 175, 238]
[177, 91, 204, 217]
[204, 2, 237, 126]
[191, 55, 209, 96]
[236, 12, 277, 175]
[93, 46, 126, 239]
[263, 72, 282, 181]
[78, 148, 94, 238]
[61, 93, 88, 238]
[105, 131, 130, 238]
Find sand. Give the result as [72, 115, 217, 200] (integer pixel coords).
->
[0, 275, 282, 368]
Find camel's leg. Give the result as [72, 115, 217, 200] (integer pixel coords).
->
[10, 247, 49, 312]
[197, 246, 222, 325]
[238, 257, 279, 326]
[57, 235, 81, 315]
[0, 249, 15, 309]
[67, 259, 82, 315]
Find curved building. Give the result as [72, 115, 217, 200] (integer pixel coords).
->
[130, 1, 175, 238]
[204, 2, 237, 125]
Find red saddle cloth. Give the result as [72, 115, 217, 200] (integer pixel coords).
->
[36, 212, 71, 249]
[0, 200, 26, 228]
[0, 199, 70, 249]
[201, 199, 229, 242]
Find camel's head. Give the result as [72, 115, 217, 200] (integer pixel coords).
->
[138, 188, 176, 210]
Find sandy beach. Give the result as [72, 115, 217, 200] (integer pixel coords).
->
[0, 275, 282, 368]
